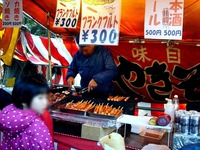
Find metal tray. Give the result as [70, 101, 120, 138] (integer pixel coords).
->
[50, 87, 69, 94]
[88, 111, 121, 120]
[50, 87, 143, 115]
[60, 107, 88, 116]
[48, 95, 67, 108]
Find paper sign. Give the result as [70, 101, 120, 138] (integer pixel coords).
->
[53, 0, 80, 28]
[145, 0, 184, 40]
[79, 0, 121, 45]
[2, 0, 23, 27]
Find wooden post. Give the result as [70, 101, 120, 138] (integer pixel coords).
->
[47, 12, 52, 87]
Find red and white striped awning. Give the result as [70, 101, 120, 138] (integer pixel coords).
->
[14, 31, 79, 84]
[14, 31, 76, 65]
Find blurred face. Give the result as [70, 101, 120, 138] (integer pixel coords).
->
[30, 94, 48, 114]
[79, 45, 95, 56]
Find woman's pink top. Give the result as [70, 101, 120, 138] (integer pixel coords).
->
[0, 104, 54, 150]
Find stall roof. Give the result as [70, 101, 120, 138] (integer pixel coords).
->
[23, 0, 200, 41]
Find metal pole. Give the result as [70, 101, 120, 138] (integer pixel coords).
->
[47, 12, 52, 88]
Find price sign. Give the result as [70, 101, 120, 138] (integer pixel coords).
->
[145, 0, 184, 40]
[80, 0, 121, 46]
[53, 0, 80, 28]
[2, 0, 23, 27]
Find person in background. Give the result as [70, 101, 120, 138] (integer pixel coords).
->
[0, 89, 12, 110]
[0, 74, 54, 150]
[67, 35, 118, 98]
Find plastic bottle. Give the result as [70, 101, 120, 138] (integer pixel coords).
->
[165, 98, 175, 122]
[173, 95, 179, 111]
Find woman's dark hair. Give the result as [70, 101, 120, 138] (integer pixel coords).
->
[12, 74, 50, 109]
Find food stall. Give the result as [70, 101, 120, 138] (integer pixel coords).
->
[49, 88, 142, 149]
[1, 0, 200, 150]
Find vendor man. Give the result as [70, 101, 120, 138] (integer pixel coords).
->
[66, 36, 118, 97]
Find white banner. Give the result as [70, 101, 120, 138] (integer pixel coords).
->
[2, 0, 23, 27]
[53, 0, 80, 28]
[79, 0, 121, 46]
[145, 0, 184, 40]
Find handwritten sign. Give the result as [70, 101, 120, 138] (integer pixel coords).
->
[2, 0, 22, 27]
[145, 0, 184, 40]
[53, 0, 80, 28]
[79, 0, 121, 45]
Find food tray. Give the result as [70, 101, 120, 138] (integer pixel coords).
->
[139, 129, 164, 140]
[60, 107, 88, 116]
[48, 94, 67, 107]
[50, 87, 69, 94]
[58, 103, 89, 116]
[50, 87, 143, 115]
[88, 111, 121, 120]
[49, 87, 69, 107]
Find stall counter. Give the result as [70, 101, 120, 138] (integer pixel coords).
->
[53, 131, 169, 150]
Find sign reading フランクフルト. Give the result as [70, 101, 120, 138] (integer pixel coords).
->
[79, 0, 121, 46]
[53, 0, 80, 28]
[145, 0, 184, 40]
[2, 0, 22, 27]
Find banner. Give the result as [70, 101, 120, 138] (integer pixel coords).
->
[2, 0, 22, 27]
[0, 4, 20, 66]
[144, 0, 184, 40]
[80, 0, 121, 45]
[108, 42, 200, 103]
[53, 0, 80, 28]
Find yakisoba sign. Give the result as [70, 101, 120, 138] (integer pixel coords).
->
[0, 4, 20, 66]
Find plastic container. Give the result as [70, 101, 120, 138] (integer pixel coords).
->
[165, 98, 175, 122]
[139, 129, 164, 140]
[173, 95, 179, 111]
[157, 114, 171, 126]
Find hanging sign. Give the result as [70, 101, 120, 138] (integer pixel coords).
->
[53, 0, 80, 28]
[79, 0, 121, 46]
[0, 4, 20, 66]
[2, 0, 23, 27]
[145, 0, 184, 40]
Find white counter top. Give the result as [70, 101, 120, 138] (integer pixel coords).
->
[117, 115, 173, 131]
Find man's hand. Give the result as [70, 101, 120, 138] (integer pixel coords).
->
[67, 77, 74, 87]
[88, 79, 98, 92]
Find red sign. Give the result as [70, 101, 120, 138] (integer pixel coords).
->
[108, 42, 200, 103]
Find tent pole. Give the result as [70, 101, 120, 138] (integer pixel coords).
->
[47, 12, 52, 88]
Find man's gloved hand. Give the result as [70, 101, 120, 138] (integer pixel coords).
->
[67, 77, 74, 87]
[88, 79, 98, 92]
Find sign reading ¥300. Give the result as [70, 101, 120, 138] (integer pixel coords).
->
[79, 0, 121, 45]
[53, 0, 80, 28]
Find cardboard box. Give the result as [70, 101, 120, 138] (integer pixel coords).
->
[81, 124, 115, 141]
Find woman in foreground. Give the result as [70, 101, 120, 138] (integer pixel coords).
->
[0, 74, 54, 150]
